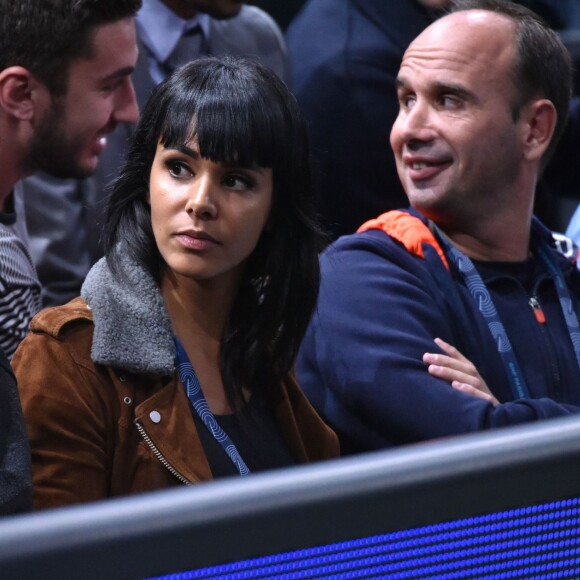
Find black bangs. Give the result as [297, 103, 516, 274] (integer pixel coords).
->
[157, 57, 287, 169]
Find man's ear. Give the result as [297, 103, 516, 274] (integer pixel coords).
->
[520, 98, 557, 162]
[0, 66, 43, 121]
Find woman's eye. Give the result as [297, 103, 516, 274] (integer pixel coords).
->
[167, 160, 192, 178]
[224, 175, 252, 190]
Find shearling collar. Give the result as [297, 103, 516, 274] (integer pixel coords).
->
[81, 254, 175, 375]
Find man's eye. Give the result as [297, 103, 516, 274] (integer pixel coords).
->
[101, 79, 124, 93]
[441, 95, 460, 108]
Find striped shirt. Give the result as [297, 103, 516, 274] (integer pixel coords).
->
[0, 186, 42, 359]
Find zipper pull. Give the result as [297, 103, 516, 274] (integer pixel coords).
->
[529, 296, 546, 324]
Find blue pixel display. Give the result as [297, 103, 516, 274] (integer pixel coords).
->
[148, 498, 580, 579]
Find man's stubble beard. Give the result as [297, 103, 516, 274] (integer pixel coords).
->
[25, 98, 94, 180]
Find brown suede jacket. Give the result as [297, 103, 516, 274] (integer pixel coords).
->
[12, 257, 339, 511]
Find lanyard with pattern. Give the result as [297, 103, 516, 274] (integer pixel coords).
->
[432, 222, 580, 400]
[174, 337, 250, 476]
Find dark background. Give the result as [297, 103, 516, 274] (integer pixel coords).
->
[250, 0, 306, 30]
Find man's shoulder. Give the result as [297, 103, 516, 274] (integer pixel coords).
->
[0, 200, 40, 300]
[0, 184, 29, 244]
[324, 210, 448, 271]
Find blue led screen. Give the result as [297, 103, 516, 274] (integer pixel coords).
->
[149, 498, 580, 579]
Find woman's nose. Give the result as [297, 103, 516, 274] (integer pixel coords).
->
[185, 176, 218, 220]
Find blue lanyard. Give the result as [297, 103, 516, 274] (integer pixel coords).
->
[432, 222, 580, 400]
[174, 337, 251, 477]
[535, 243, 580, 368]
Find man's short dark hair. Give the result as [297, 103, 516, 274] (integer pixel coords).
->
[450, 0, 572, 166]
[0, 0, 142, 96]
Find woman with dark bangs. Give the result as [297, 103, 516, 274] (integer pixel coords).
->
[13, 56, 339, 509]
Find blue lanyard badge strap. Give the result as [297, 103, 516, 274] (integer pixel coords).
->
[535, 242, 580, 371]
[174, 337, 250, 477]
[432, 222, 580, 401]
[432, 226, 530, 399]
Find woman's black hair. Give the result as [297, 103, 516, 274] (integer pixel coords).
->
[103, 56, 323, 406]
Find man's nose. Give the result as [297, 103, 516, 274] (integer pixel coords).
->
[393, 99, 436, 145]
[113, 76, 139, 124]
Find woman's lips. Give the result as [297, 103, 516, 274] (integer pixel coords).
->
[175, 231, 220, 251]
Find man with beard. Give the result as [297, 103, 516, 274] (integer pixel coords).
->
[0, 0, 140, 359]
[297, 0, 580, 453]
[21, 0, 288, 308]
[0, 0, 139, 516]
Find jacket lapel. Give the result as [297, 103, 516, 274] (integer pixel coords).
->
[134, 378, 212, 483]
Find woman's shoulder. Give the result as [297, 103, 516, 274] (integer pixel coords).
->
[277, 374, 340, 461]
[15, 296, 96, 370]
[12, 297, 99, 386]
[29, 296, 94, 340]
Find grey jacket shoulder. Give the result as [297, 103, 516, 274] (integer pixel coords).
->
[81, 255, 175, 376]
[209, 5, 289, 83]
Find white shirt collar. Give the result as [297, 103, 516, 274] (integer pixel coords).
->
[136, 0, 211, 64]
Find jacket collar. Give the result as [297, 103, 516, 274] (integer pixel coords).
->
[81, 254, 175, 375]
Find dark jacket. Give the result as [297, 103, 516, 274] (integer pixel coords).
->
[297, 211, 580, 453]
[13, 256, 338, 510]
[286, 0, 438, 238]
[0, 348, 31, 515]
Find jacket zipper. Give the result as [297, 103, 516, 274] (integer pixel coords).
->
[135, 421, 192, 486]
[529, 296, 546, 324]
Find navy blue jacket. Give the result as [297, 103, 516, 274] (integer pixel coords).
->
[297, 213, 580, 453]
